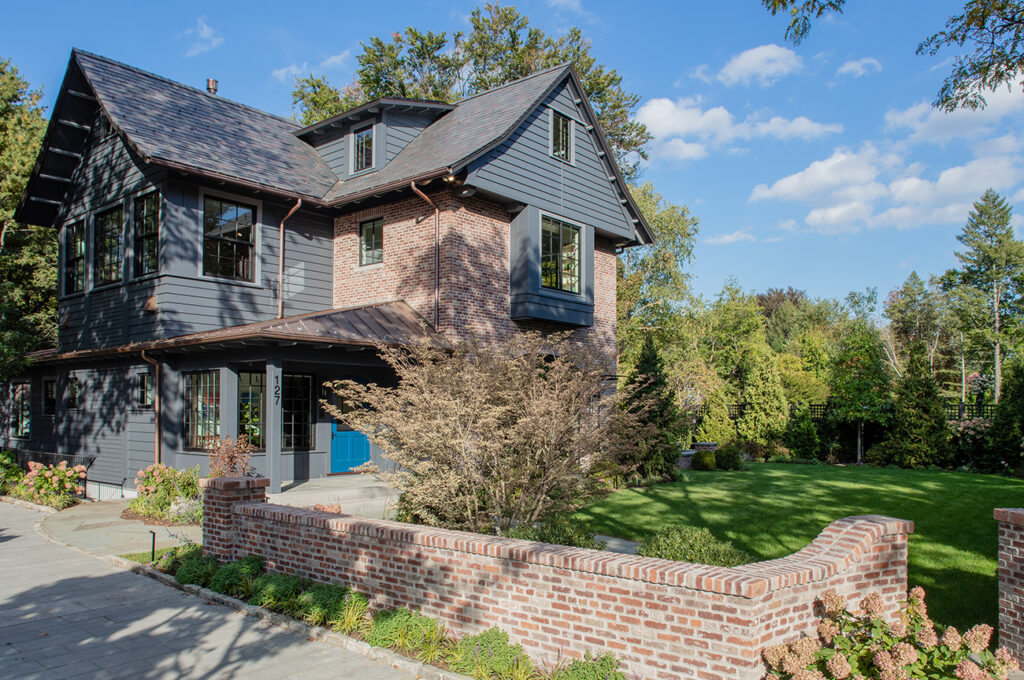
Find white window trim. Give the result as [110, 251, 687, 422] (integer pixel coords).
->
[548, 108, 575, 165]
[197, 188, 263, 286]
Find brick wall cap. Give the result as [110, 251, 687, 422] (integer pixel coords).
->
[995, 508, 1024, 525]
[199, 476, 271, 490]
[230, 499, 912, 599]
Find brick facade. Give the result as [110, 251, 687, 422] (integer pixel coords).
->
[202, 478, 912, 680]
[995, 508, 1024, 662]
[333, 189, 617, 369]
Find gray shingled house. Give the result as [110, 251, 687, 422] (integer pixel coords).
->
[2, 49, 652, 497]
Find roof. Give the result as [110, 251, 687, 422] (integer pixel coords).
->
[29, 301, 446, 363]
[295, 98, 455, 139]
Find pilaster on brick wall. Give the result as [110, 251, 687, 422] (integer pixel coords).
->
[995, 508, 1024, 662]
[199, 477, 268, 562]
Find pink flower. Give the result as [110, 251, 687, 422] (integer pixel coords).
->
[916, 625, 939, 648]
[963, 624, 992, 654]
[825, 652, 852, 679]
[818, 618, 840, 643]
[892, 642, 917, 666]
[942, 626, 962, 651]
[822, 589, 847, 615]
[860, 592, 885, 619]
[954, 659, 988, 680]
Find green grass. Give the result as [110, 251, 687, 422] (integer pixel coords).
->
[120, 546, 186, 563]
[576, 463, 1024, 631]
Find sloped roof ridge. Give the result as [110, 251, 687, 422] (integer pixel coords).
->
[72, 48, 300, 129]
[454, 62, 571, 105]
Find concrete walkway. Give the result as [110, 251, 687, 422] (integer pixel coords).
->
[0, 503, 417, 679]
[39, 500, 201, 557]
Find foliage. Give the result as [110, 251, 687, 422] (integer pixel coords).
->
[332, 590, 371, 636]
[549, 652, 626, 680]
[326, 331, 649, 534]
[949, 417, 994, 468]
[736, 344, 789, 446]
[986, 362, 1024, 472]
[620, 334, 685, 476]
[504, 514, 606, 550]
[0, 58, 52, 381]
[764, 587, 1018, 680]
[0, 449, 23, 493]
[248, 573, 307, 611]
[880, 341, 952, 468]
[690, 449, 716, 471]
[785, 404, 821, 459]
[365, 608, 443, 656]
[449, 627, 533, 679]
[293, 583, 351, 628]
[11, 460, 85, 509]
[174, 554, 219, 587]
[828, 318, 892, 458]
[207, 437, 257, 477]
[128, 463, 202, 523]
[153, 543, 202, 573]
[209, 555, 265, 599]
[693, 386, 735, 445]
[714, 443, 745, 471]
[636, 525, 751, 567]
[882, 271, 949, 381]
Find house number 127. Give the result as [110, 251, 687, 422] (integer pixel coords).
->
[273, 376, 280, 406]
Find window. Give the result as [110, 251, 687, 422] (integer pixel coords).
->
[353, 126, 374, 172]
[551, 110, 572, 163]
[94, 205, 124, 286]
[43, 379, 56, 416]
[67, 377, 81, 410]
[183, 371, 219, 450]
[203, 196, 256, 281]
[134, 192, 160, 277]
[10, 384, 30, 439]
[541, 216, 580, 294]
[282, 373, 314, 450]
[137, 372, 154, 408]
[359, 218, 383, 266]
[65, 221, 85, 294]
[238, 371, 266, 450]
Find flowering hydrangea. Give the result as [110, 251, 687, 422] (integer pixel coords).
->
[128, 464, 201, 523]
[15, 460, 86, 508]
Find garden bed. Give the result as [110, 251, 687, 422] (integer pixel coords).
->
[120, 507, 198, 527]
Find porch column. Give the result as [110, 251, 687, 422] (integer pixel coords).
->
[266, 358, 282, 493]
[220, 367, 238, 448]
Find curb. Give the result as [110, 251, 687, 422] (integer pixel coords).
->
[0, 494, 58, 514]
[30, 513, 469, 680]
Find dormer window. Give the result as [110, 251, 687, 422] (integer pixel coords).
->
[541, 216, 580, 294]
[551, 110, 573, 163]
[354, 126, 374, 172]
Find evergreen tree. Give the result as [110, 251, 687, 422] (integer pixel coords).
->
[884, 340, 951, 468]
[785, 404, 821, 459]
[622, 335, 684, 476]
[694, 386, 735, 445]
[735, 344, 789, 445]
[987, 362, 1024, 472]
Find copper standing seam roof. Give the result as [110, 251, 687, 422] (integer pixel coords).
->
[28, 301, 448, 364]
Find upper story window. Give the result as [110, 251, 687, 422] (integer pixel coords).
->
[137, 372, 154, 408]
[551, 110, 573, 163]
[10, 383, 30, 439]
[541, 216, 580, 294]
[94, 205, 124, 286]
[359, 217, 383, 266]
[65, 221, 85, 294]
[183, 370, 219, 450]
[353, 127, 374, 172]
[67, 377, 81, 410]
[43, 379, 56, 416]
[203, 196, 256, 281]
[134, 192, 161, 277]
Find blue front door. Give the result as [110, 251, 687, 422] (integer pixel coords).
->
[330, 423, 370, 473]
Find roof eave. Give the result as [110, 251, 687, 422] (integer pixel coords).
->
[294, 98, 456, 139]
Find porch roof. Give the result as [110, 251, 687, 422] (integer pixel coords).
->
[29, 300, 446, 364]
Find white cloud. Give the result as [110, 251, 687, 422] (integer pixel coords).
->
[184, 17, 223, 58]
[320, 51, 351, 70]
[973, 133, 1023, 156]
[717, 44, 803, 87]
[705, 229, 756, 245]
[661, 139, 709, 160]
[272, 62, 308, 83]
[750, 145, 899, 202]
[806, 201, 873, 232]
[547, 0, 584, 11]
[885, 85, 1024, 143]
[836, 57, 882, 78]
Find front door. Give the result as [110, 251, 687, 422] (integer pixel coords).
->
[330, 423, 370, 473]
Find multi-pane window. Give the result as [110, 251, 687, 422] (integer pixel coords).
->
[541, 216, 581, 294]
[353, 127, 373, 172]
[183, 371, 219, 450]
[282, 373, 314, 450]
[43, 379, 56, 416]
[10, 384, 30, 439]
[134, 192, 161, 277]
[238, 371, 266, 450]
[65, 221, 85, 294]
[138, 372, 154, 408]
[551, 111, 572, 162]
[359, 218, 383, 266]
[67, 377, 81, 409]
[203, 196, 256, 281]
[94, 205, 124, 285]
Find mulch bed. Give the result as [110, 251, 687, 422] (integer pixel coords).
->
[120, 507, 198, 527]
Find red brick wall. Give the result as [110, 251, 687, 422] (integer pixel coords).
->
[202, 478, 912, 680]
[333, 189, 617, 370]
[996, 508, 1024, 661]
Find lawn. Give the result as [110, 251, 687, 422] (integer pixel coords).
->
[575, 463, 1024, 631]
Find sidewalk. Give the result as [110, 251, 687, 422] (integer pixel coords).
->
[39, 500, 201, 557]
[0, 502, 417, 679]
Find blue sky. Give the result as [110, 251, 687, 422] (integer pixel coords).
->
[4, 0, 1019, 302]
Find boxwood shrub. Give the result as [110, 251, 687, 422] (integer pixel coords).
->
[637, 525, 751, 567]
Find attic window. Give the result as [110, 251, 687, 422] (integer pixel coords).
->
[354, 127, 373, 172]
[551, 110, 573, 163]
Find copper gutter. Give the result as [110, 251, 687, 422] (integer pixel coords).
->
[410, 181, 440, 327]
[277, 199, 302, 319]
[140, 350, 161, 464]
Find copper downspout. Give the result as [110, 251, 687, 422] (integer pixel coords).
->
[410, 181, 439, 327]
[277, 199, 303, 319]
[140, 350, 161, 465]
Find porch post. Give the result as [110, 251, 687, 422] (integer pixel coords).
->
[220, 366, 238, 448]
[266, 358, 283, 493]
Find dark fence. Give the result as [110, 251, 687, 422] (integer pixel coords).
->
[694, 402, 997, 423]
[7, 449, 96, 472]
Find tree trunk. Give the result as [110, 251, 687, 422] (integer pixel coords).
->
[960, 331, 966, 403]
[857, 420, 863, 465]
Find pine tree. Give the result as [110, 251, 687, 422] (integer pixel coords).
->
[694, 386, 735, 445]
[986, 362, 1024, 472]
[785, 404, 821, 459]
[622, 335, 684, 476]
[736, 344, 789, 445]
[885, 340, 950, 468]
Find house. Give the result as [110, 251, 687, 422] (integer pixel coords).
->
[2, 49, 652, 498]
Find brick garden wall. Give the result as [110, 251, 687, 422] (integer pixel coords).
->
[995, 508, 1024, 662]
[201, 477, 913, 680]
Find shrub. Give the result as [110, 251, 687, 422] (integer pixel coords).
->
[208, 437, 256, 477]
[332, 590, 371, 636]
[248, 573, 306, 611]
[764, 587, 1019, 680]
[13, 460, 86, 508]
[0, 450, 23, 493]
[949, 417, 993, 468]
[784, 405, 821, 459]
[209, 555, 264, 599]
[449, 628, 533, 680]
[293, 583, 350, 627]
[619, 335, 686, 477]
[504, 515, 606, 550]
[881, 341, 951, 468]
[175, 554, 219, 587]
[690, 449, 715, 470]
[154, 543, 202, 573]
[129, 464, 202, 523]
[637, 525, 751, 567]
[365, 608, 442, 654]
[714, 443, 744, 471]
[551, 651, 626, 680]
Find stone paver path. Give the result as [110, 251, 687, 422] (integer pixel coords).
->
[0, 503, 416, 680]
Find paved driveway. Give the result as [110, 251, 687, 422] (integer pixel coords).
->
[0, 502, 416, 680]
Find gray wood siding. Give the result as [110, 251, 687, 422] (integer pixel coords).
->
[383, 110, 433, 163]
[466, 79, 635, 242]
[316, 131, 348, 178]
[62, 367, 130, 485]
[59, 281, 158, 350]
